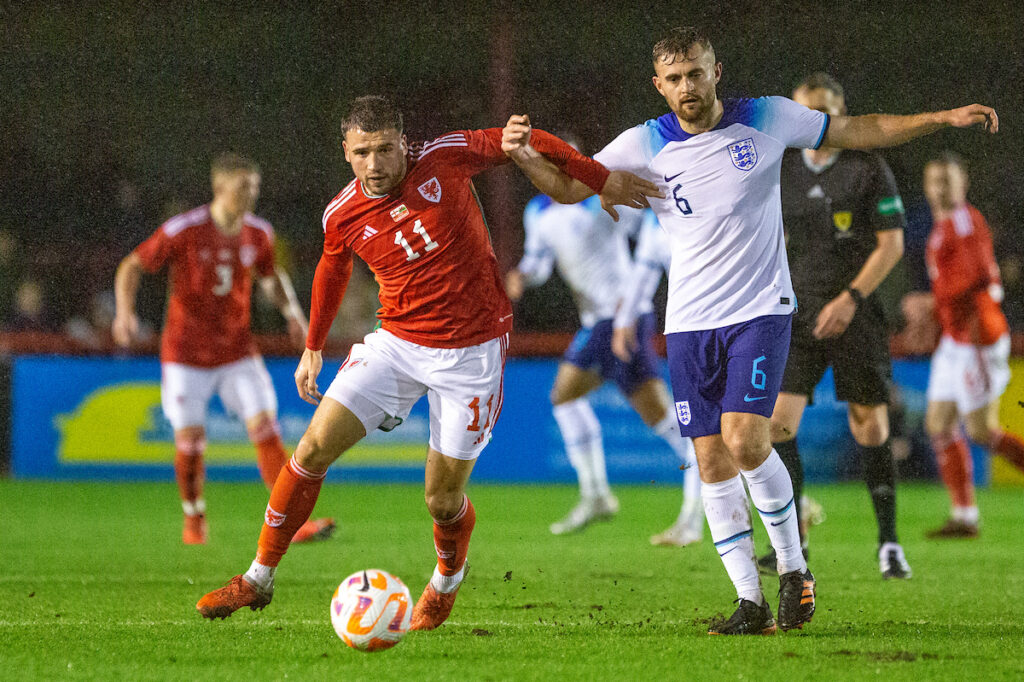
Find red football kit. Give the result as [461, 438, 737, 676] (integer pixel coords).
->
[135, 204, 277, 366]
[925, 203, 1008, 345]
[308, 128, 609, 350]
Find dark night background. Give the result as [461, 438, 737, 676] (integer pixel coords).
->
[2, 0, 1021, 337]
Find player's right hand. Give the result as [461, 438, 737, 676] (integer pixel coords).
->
[295, 348, 324, 405]
[612, 325, 637, 362]
[599, 171, 664, 221]
[111, 312, 139, 348]
[502, 114, 533, 156]
[944, 104, 998, 133]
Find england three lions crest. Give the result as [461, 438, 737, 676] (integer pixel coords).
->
[675, 400, 691, 426]
[728, 138, 758, 171]
[418, 177, 441, 203]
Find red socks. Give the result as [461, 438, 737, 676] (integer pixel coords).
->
[250, 418, 289, 490]
[256, 458, 325, 567]
[433, 496, 476, 576]
[991, 430, 1024, 472]
[174, 435, 206, 508]
[933, 432, 974, 507]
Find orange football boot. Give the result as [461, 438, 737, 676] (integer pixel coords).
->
[411, 563, 468, 631]
[183, 514, 208, 545]
[292, 517, 337, 543]
[196, 575, 272, 619]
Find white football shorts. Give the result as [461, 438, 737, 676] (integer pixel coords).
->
[161, 355, 278, 430]
[323, 328, 508, 460]
[926, 334, 1011, 415]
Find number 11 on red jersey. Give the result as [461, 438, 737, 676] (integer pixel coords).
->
[395, 219, 439, 261]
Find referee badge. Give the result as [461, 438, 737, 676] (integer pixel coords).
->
[832, 211, 853, 232]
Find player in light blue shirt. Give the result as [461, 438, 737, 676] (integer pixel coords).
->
[501, 25, 997, 635]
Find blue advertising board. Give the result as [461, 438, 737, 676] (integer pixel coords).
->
[9, 354, 986, 485]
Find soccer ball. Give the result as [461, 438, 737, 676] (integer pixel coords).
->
[330, 569, 412, 652]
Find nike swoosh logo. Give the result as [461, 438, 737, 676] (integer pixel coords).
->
[770, 514, 793, 527]
[663, 170, 685, 183]
[719, 547, 737, 557]
[743, 394, 767, 402]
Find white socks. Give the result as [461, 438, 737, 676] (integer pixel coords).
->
[182, 499, 206, 516]
[953, 505, 980, 525]
[244, 560, 276, 592]
[653, 411, 702, 525]
[553, 399, 610, 499]
[702, 475, 762, 604]
[429, 564, 465, 594]
[742, 450, 807, 576]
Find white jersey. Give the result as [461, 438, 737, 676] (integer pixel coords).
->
[516, 194, 647, 327]
[614, 210, 670, 329]
[594, 96, 829, 332]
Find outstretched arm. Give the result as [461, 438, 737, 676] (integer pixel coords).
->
[502, 115, 663, 220]
[825, 104, 997, 149]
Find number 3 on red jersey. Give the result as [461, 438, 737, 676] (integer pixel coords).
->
[394, 219, 439, 261]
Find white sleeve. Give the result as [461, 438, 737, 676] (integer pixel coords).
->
[593, 126, 653, 174]
[518, 201, 555, 286]
[614, 213, 667, 329]
[757, 96, 830, 150]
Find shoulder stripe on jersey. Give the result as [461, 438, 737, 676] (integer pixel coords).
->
[163, 205, 209, 237]
[422, 133, 466, 147]
[245, 213, 275, 238]
[953, 206, 973, 236]
[419, 133, 467, 154]
[321, 183, 359, 232]
[418, 141, 468, 159]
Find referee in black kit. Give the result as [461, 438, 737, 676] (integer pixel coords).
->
[763, 73, 912, 580]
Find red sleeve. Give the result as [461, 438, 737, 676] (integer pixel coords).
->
[134, 226, 174, 273]
[528, 129, 611, 194]
[971, 210, 1002, 288]
[306, 250, 353, 351]
[256, 229, 276, 278]
[421, 129, 610, 193]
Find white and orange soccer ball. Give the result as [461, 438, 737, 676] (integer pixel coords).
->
[330, 569, 412, 652]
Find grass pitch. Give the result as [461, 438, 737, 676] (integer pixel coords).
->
[2, 479, 1023, 680]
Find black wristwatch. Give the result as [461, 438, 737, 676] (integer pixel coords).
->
[844, 286, 864, 306]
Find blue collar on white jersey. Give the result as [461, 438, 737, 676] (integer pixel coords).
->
[653, 98, 759, 142]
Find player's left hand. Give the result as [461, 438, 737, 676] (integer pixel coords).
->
[945, 104, 999, 133]
[813, 292, 857, 339]
[287, 316, 308, 349]
[502, 114, 533, 156]
[599, 171, 664, 221]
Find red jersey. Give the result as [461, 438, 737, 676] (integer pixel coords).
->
[925, 203, 1008, 345]
[135, 204, 277, 366]
[308, 128, 609, 349]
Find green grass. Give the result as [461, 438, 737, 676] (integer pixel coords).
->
[2, 480, 1023, 681]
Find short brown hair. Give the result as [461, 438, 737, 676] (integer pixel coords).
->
[652, 26, 714, 65]
[342, 95, 403, 135]
[210, 152, 259, 181]
[927, 150, 968, 173]
[794, 72, 845, 100]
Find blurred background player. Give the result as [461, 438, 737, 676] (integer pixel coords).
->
[905, 153, 1024, 537]
[195, 97, 657, 624]
[112, 153, 334, 546]
[506, 179, 702, 544]
[504, 25, 997, 635]
[763, 73, 911, 579]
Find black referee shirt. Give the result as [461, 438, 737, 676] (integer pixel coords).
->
[781, 148, 906, 313]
